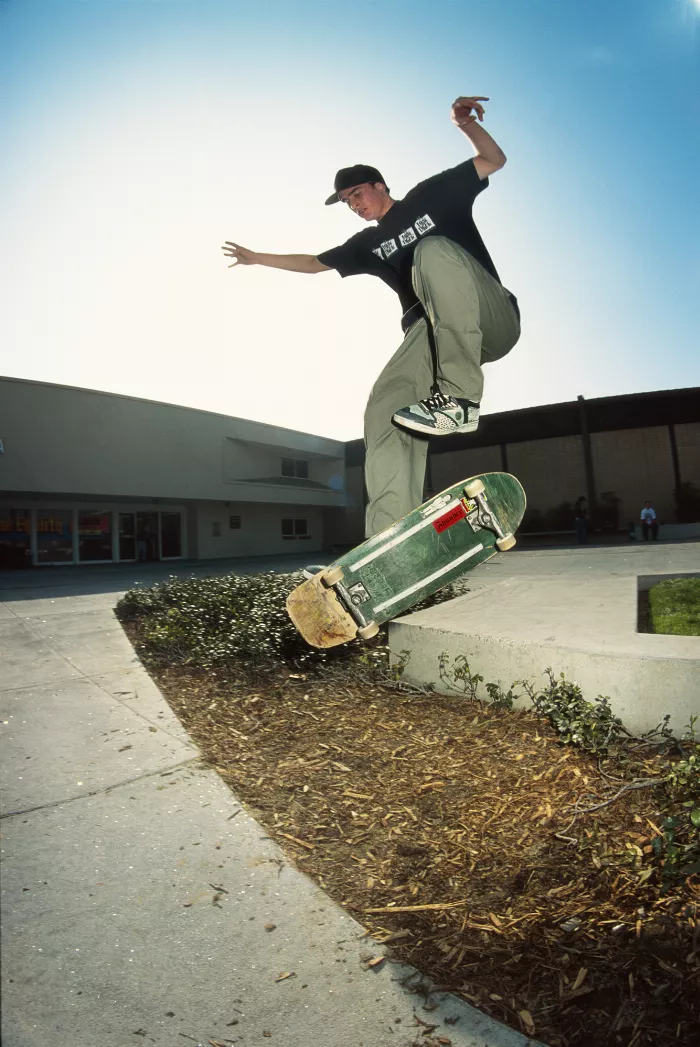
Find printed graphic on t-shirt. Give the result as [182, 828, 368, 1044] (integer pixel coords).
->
[374, 215, 434, 259]
[314, 160, 500, 307]
[414, 214, 436, 234]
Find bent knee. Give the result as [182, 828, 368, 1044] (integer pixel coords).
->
[413, 235, 452, 261]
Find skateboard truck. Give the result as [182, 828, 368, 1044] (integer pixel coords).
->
[318, 567, 380, 640]
[463, 479, 516, 551]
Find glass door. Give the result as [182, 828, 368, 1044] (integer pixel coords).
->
[160, 512, 182, 559]
[119, 513, 136, 561]
[136, 512, 159, 561]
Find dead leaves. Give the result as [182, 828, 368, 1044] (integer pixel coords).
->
[148, 661, 700, 1047]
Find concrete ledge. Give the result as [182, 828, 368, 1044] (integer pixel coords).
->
[638, 571, 700, 592]
[390, 546, 700, 737]
[391, 620, 699, 736]
[633, 522, 700, 542]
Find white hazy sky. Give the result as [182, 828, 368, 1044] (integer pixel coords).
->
[1, 0, 699, 441]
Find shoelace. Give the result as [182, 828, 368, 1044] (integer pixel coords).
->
[419, 391, 456, 413]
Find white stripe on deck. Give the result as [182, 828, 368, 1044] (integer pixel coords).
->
[350, 499, 461, 571]
[373, 543, 484, 615]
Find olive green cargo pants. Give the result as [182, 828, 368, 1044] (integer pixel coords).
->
[364, 236, 520, 537]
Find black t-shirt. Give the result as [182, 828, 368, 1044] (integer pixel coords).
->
[317, 159, 501, 314]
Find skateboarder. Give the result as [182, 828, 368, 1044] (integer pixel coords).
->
[222, 95, 520, 537]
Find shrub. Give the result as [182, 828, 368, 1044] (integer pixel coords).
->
[116, 571, 334, 669]
[115, 569, 466, 673]
[654, 719, 700, 881]
[523, 670, 626, 755]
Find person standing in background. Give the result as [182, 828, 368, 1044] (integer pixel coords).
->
[574, 496, 588, 544]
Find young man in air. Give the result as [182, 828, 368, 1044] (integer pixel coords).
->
[222, 95, 520, 538]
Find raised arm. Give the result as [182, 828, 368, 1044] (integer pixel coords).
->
[450, 96, 507, 180]
[221, 242, 331, 273]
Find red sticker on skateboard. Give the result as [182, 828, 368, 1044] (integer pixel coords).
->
[432, 502, 467, 533]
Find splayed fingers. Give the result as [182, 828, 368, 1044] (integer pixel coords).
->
[221, 241, 256, 267]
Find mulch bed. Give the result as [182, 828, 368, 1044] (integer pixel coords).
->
[125, 624, 699, 1047]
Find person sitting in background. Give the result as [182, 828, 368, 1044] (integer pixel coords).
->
[640, 501, 659, 541]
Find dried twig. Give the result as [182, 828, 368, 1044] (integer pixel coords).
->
[571, 778, 666, 814]
[363, 901, 467, 914]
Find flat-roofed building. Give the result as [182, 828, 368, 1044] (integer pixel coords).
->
[0, 377, 347, 568]
[344, 387, 700, 540]
[2, 378, 698, 569]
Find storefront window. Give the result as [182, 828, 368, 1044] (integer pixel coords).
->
[78, 511, 113, 562]
[0, 509, 31, 569]
[37, 510, 74, 564]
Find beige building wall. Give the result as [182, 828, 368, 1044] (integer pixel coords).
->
[591, 426, 675, 523]
[0, 377, 348, 565]
[0, 377, 345, 509]
[675, 422, 700, 487]
[505, 435, 587, 512]
[194, 503, 324, 559]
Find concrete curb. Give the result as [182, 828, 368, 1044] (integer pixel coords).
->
[391, 543, 700, 737]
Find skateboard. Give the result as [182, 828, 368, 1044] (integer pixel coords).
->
[286, 472, 526, 648]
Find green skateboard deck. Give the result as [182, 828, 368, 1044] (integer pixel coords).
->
[286, 471, 526, 648]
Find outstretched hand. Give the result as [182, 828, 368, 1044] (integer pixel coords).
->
[451, 96, 489, 127]
[221, 241, 257, 267]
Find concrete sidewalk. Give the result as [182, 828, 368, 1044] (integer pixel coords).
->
[1, 555, 537, 1047]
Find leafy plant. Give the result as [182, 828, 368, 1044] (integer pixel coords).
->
[116, 571, 343, 670]
[437, 652, 519, 708]
[523, 669, 626, 756]
[653, 717, 700, 881]
[438, 652, 484, 700]
[115, 570, 466, 676]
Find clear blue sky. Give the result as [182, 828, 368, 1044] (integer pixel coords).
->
[1, 0, 698, 440]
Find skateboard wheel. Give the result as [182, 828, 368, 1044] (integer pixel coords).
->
[321, 566, 344, 587]
[357, 621, 380, 640]
[464, 478, 485, 498]
[496, 533, 516, 551]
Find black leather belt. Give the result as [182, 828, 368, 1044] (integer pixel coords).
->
[400, 302, 426, 333]
[400, 288, 520, 334]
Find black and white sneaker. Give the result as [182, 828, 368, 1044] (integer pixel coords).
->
[392, 392, 480, 436]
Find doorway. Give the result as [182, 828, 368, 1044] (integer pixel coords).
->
[136, 512, 160, 562]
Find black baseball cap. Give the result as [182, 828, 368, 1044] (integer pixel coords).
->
[325, 164, 387, 205]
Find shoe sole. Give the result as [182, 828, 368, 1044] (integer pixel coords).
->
[392, 414, 479, 436]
